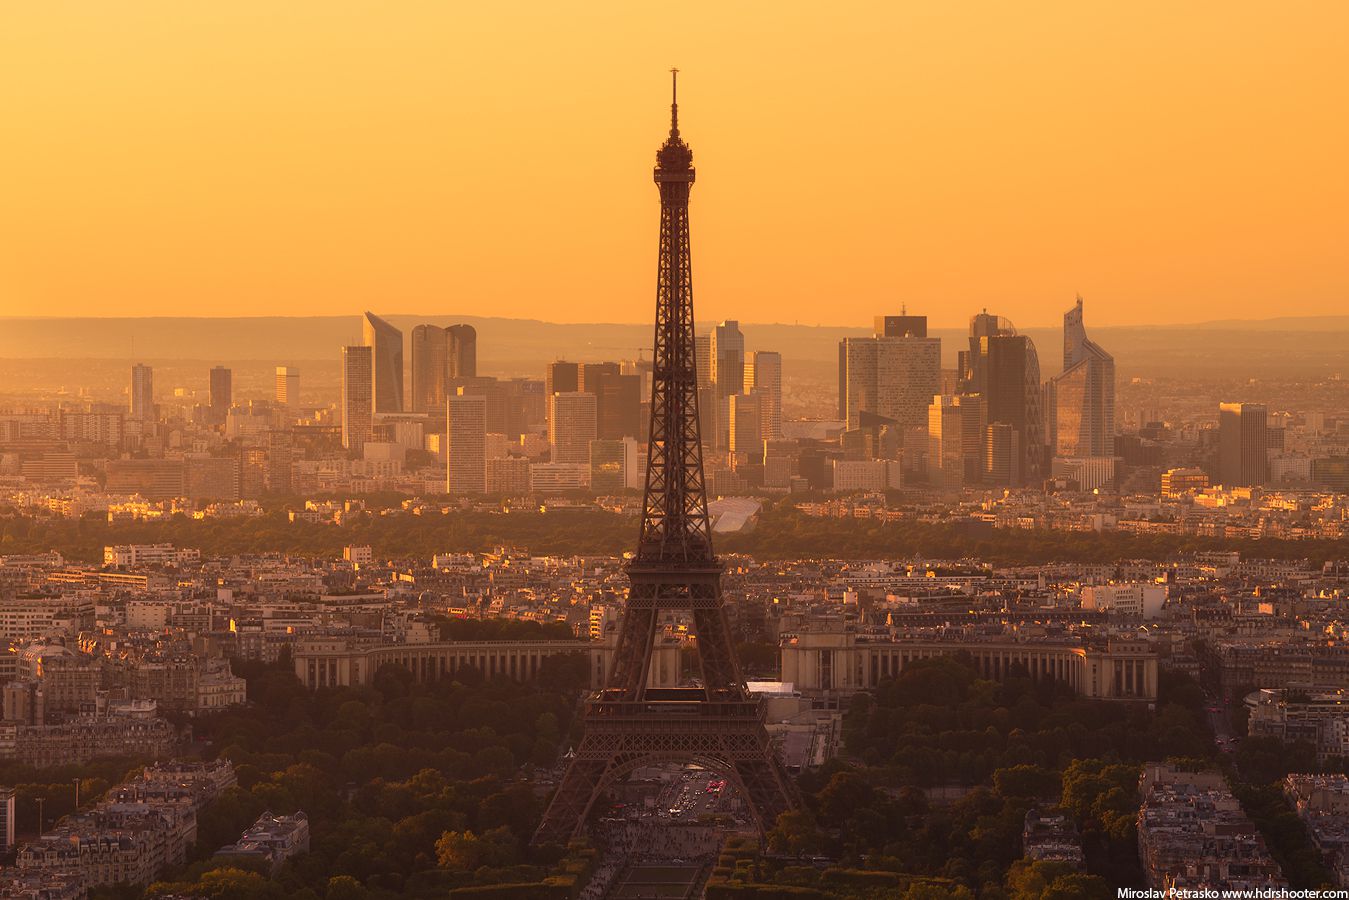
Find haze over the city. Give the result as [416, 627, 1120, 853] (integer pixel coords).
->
[2, 1, 1346, 327]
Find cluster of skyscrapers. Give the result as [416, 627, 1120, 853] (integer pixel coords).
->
[698, 321, 783, 457]
[335, 313, 785, 497]
[841, 297, 1118, 491]
[114, 302, 1294, 500]
[435, 320, 782, 495]
[340, 312, 478, 452]
[127, 362, 301, 431]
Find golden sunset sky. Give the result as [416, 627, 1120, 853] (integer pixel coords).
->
[1, 2, 1345, 328]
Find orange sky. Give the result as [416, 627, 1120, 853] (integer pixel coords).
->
[1, 2, 1346, 328]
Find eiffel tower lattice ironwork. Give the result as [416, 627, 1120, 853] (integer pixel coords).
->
[533, 71, 798, 845]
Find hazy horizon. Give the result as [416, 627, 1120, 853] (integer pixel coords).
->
[7, 309, 1349, 330]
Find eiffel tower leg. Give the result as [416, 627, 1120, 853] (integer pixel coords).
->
[692, 607, 742, 693]
[731, 754, 799, 832]
[535, 753, 611, 845]
[609, 606, 657, 694]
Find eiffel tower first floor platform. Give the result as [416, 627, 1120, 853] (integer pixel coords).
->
[533, 691, 799, 845]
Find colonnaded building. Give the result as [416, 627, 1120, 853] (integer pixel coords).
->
[779, 623, 1158, 701]
[295, 623, 1158, 704]
[292, 634, 681, 692]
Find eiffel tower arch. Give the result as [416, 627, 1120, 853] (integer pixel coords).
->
[533, 72, 799, 845]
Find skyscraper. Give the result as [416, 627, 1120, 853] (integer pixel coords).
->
[208, 366, 232, 417]
[984, 333, 1044, 483]
[341, 345, 373, 452]
[985, 422, 1021, 487]
[959, 310, 1008, 395]
[546, 360, 580, 397]
[410, 325, 448, 414]
[447, 392, 487, 494]
[1047, 297, 1116, 459]
[960, 313, 1043, 484]
[129, 364, 154, 420]
[545, 360, 581, 434]
[275, 366, 299, 411]
[695, 334, 712, 390]
[841, 315, 940, 432]
[451, 376, 521, 438]
[448, 324, 477, 378]
[0, 786, 13, 852]
[928, 393, 985, 490]
[580, 362, 620, 393]
[590, 438, 638, 493]
[362, 312, 404, 413]
[265, 429, 293, 494]
[746, 350, 782, 441]
[710, 320, 746, 398]
[549, 391, 597, 465]
[412, 323, 479, 415]
[728, 392, 762, 462]
[1219, 402, 1269, 487]
[594, 371, 642, 440]
[874, 314, 928, 338]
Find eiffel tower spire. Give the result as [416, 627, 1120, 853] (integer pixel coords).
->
[533, 74, 798, 845]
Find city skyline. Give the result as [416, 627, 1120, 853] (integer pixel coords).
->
[2, 4, 1346, 327]
[4, 12, 1349, 895]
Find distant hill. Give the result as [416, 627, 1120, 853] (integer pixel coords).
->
[1185, 315, 1349, 332]
[3, 313, 1349, 377]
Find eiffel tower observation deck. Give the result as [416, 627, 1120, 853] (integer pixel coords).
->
[533, 71, 798, 846]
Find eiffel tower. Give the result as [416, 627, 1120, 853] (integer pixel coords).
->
[533, 71, 798, 845]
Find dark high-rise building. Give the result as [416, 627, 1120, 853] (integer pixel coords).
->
[362, 312, 404, 413]
[594, 371, 642, 440]
[873, 314, 928, 338]
[451, 376, 524, 438]
[412, 323, 480, 415]
[960, 310, 1008, 395]
[1219, 402, 1269, 487]
[984, 333, 1044, 483]
[410, 325, 448, 415]
[984, 422, 1021, 487]
[448, 324, 477, 378]
[208, 367, 232, 417]
[580, 362, 620, 394]
[546, 361, 580, 397]
[514, 377, 548, 433]
[961, 314, 1043, 484]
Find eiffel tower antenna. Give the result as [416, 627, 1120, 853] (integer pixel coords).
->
[533, 72, 797, 845]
